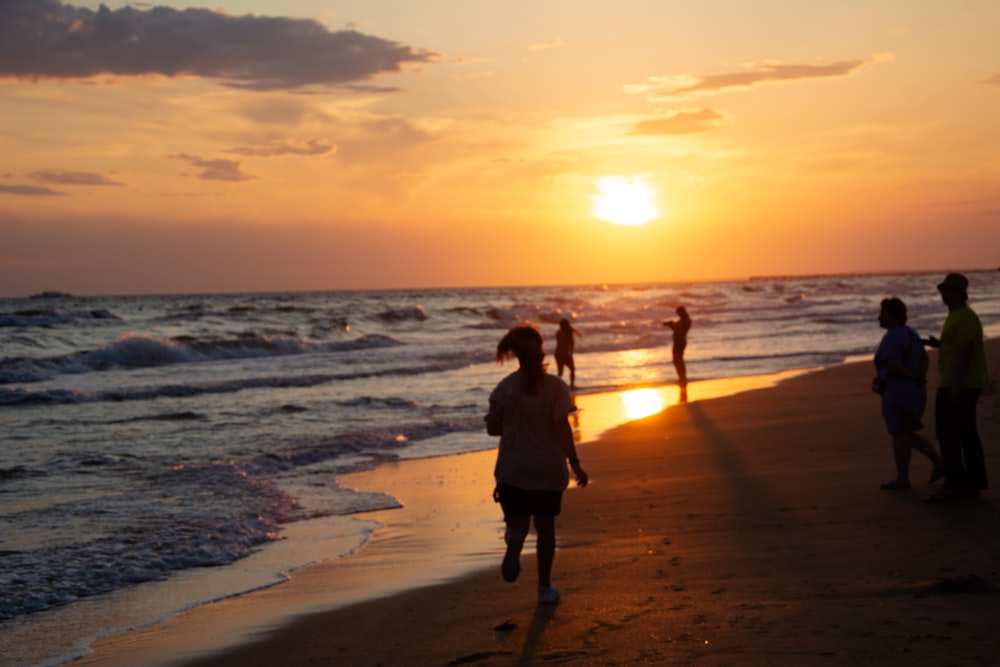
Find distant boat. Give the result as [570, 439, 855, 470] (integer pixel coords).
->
[28, 290, 74, 299]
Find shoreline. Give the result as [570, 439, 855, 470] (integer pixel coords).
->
[61, 371, 796, 667]
[49, 345, 1000, 665]
[168, 340, 998, 667]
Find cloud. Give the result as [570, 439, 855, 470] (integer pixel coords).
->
[979, 72, 1000, 88]
[173, 154, 255, 182]
[227, 139, 335, 157]
[0, 0, 437, 91]
[332, 117, 435, 167]
[528, 39, 566, 52]
[30, 169, 124, 186]
[236, 98, 323, 126]
[452, 70, 496, 82]
[0, 184, 65, 196]
[625, 56, 883, 101]
[627, 108, 728, 135]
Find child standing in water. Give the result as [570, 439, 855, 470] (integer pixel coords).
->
[554, 318, 580, 389]
[485, 323, 588, 605]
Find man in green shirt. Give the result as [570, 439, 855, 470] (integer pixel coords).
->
[926, 273, 989, 502]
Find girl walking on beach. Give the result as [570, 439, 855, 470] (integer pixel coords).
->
[485, 323, 588, 605]
[873, 297, 942, 490]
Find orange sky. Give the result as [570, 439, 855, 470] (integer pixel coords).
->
[1, 0, 998, 297]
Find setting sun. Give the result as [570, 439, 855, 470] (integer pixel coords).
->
[591, 176, 660, 226]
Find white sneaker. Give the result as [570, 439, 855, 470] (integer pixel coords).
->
[537, 584, 560, 604]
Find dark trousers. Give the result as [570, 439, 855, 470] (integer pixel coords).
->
[935, 387, 988, 491]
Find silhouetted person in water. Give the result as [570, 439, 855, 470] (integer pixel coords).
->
[664, 306, 691, 400]
[554, 318, 580, 389]
[485, 323, 588, 605]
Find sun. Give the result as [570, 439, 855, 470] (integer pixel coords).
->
[591, 175, 659, 226]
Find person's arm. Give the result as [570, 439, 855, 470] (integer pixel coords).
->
[556, 416, 587, 487]
[885, 332, 926, 383]
[485, 398, 503, 435]
[886, 356, 925, 383]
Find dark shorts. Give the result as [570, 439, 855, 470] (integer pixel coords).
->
[496, 483, 563, 520]
[555, 353, 573, 368]
[881, 400, 924, 434]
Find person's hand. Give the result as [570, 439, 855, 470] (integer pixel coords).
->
[924, 336, 940, 348]
[570, 460, 588, 488]
[485, 412, 503, 436]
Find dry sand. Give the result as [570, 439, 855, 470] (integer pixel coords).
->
[78, 341, 1000, 667]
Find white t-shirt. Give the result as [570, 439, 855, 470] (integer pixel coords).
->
[488, 370, 575, 491]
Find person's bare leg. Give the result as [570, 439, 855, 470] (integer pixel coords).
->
[502, 516, 529, 583]
[533, 515, 556, 588]
[673, 351, 687, 388]
[908, 431, 943, 479]
[891, 433, 912, 484]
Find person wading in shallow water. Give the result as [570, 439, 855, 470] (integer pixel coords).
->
[664, 305, 691, 401]
[485, 323, 588, 605]
[554, 318, 581, 389]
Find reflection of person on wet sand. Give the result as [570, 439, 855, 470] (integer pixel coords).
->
[663, 306, 691, 397]
[555, 318, 581, 389]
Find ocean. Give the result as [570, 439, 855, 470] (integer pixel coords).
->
[2, 271, 999, 666]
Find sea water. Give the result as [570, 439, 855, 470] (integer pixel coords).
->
[2, 271, 999, 666]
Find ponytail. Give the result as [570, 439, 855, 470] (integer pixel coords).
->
[496, 323, 546, 394]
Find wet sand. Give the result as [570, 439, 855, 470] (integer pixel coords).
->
[77, 342, 1000, 666]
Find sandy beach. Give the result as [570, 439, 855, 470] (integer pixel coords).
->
[75, 341, 1000, 667]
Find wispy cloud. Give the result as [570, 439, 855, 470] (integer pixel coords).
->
[625, 55, 890, 101]
[227, 139, 335, 158]
[173, 154, 254, 182]
[978, 72, 1000, 88]
[452, 70, 496, 82]
[0, 184, 66, 196]
[0, 0, 437, 91]
[333, 118, 435, 167]
[626, 108, 728, 135]
[30, 170, 123, 186]
[528, 39, 566, 52]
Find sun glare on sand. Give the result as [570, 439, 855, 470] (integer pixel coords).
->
[592, 176, 659, 226]
[620, 388, 665, 420]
